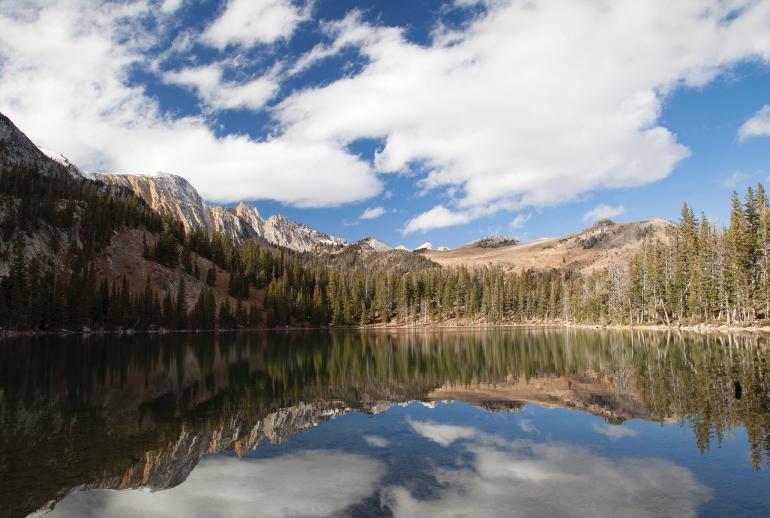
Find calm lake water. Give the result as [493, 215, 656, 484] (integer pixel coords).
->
[1, 329, 769, 517]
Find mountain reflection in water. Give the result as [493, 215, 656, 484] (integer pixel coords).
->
[1, 329, 769, 517]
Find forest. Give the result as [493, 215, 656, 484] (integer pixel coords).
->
[2, 161, 770, 331]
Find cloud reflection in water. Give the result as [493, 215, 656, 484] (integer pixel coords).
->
[44, 415, 712, 518]
[390, 420, 711, 517]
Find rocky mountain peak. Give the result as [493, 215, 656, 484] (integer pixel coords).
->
[90, 172, 347, 253]
[0, 112, 76, 178]
[235, 200, 260, 219]
[355, 237, 391, 252]
[262, 213, 347, 252]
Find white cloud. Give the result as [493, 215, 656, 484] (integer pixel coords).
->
[278, 0, 770, 229]
[385, 422, 711, 517]
[593, 422, 638, 440]
[202, 0, 308, 49]
[160, 0, 183, 13]
[364, 435, 390, 448]
[162, 64, 279, 112]
[46, 450, 384, 518]
[722, 170, 750, 189]
[582, 203, 626, 224]
[402, 205, 472, 235]
[288, 11, 379, 76]
[510, 212, 531, 230]
[359, 206, 387, 220]
[3, 0, 770, 216]
[0, 1, 381, 206]
[739, 105, 770, 142]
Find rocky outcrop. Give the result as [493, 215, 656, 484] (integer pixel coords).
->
[93, 173, 347, 252]
[353, 237, 391, 252]
[0, 113, 78, 178]
[261, 213, 346, 252]
[471, 235, 519, 248]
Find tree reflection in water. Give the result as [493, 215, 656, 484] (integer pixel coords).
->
[0, 329, 768, 517]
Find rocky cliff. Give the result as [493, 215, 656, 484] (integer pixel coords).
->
[94, 172, 347, 252]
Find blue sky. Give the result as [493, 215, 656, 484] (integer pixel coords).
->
[1, 0, 770, 248]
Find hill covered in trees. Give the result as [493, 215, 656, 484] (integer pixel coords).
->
[2, 110, 770, 331]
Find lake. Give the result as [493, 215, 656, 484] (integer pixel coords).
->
[1, 329, 769, 517]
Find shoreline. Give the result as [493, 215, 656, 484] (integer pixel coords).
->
[4, 320, 770, 338]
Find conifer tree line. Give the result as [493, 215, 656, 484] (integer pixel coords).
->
[0, 166, 261, 331]
[261, 184, 770, 327]
[4, 161, 770, 330]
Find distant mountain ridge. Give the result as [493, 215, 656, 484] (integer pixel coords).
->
[1, 110, 673, 268]
[94, 172, 347, 253]
[423, 217, 673, 272]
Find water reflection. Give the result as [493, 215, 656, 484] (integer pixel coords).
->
[1, 329, 769, 517]
[387, 420, 711, 517]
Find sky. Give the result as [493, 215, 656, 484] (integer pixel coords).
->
[1, 0, 770, 249]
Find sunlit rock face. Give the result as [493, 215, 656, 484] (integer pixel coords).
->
[93, 172, 347, 252]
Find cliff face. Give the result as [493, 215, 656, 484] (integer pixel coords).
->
[93, 172, 347, 253]
[0, 113, 78, 179]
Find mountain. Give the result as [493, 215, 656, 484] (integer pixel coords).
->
[0, 112, 265, 330]
[422, 218, 673, 272]
[0, 113, 82, 179]
[0, 112, 349, 254]
[259, 213, 346, 252]
[355, 237, 391, 252]
[94, 173, 347, 253]
[1, 110, 675, 299]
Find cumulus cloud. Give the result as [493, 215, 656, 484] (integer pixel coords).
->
[162, 64, 279, 112]
[160, 0, 183, 13]
[202, 0, 308, 49]
[385, 421, 711, 517]
[402, 206, 472, 235]
[359, 206, 387, 220]
[3, 0, 770, 216]
[0, 0, 380, 206]
[288, 11, 377, 76]
[46, 450, 384, 517]
[278, 0, 770, 228]
[582, 203, 626, 224]
[739, 105, 770, 142]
